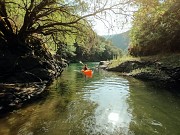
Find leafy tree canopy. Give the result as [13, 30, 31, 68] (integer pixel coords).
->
[0, 0, 132, 55]
[129, 0, 180, 56]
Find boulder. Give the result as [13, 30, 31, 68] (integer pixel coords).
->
[98, 61, 111, 69]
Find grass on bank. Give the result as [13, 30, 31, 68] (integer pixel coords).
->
[109, 53, 180, 69]
[109, 55, 141, 68]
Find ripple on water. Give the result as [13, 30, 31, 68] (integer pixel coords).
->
[151, 120, 163, 127]
[1, 64, 180, 135]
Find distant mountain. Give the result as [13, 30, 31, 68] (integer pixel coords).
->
[103, 31, 130, 50]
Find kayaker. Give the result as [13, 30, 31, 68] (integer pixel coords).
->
[83, 64, 88, 70]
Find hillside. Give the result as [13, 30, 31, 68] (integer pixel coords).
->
[103, 31, 130, 50]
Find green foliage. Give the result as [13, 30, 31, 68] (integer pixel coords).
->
[71, 35, 122, 62]
[129, 0, 180, 56]
[0, 0, 133, 62]
[0, 0, 95, 53]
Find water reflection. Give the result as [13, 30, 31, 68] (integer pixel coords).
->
[0, 63, 180, 135]
[108, 112, 119, 123]
[81, 76, 131, 135]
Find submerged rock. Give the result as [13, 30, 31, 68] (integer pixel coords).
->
[98, 61, 111, 69]
[0, 82, 47, 115]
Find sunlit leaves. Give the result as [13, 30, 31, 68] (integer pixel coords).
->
[129, 0, 180, 56]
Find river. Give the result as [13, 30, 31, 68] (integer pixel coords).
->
[0, 62, 180, 135]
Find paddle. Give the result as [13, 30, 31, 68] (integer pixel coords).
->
[79, 61, 95, 71]
[79, 61, 95, 70]
[80, 61, 88, 70]
[79, 61, 84, 65]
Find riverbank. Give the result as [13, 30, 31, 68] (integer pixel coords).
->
[0, 82, 48, 116]
[107, 53, 180, 90]
[0, 42, 68, 114]
[0, 55, 66, 115]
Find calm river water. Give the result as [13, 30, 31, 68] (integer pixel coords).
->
[0, 62, 180, 135]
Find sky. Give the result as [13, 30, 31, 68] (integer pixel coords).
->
[93, 18, 132, 36]
[88, 0, 135, 36]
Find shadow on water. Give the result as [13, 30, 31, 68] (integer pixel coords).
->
[0, 62, 180, 135]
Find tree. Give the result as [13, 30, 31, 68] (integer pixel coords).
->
[129, 0, 180, 56]
[0, 0, 132, 55]
[71, 35, 122, 62]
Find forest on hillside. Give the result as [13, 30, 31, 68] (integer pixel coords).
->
[103, 31, 130, 51]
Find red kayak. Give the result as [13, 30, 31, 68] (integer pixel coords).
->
[81, 69, 93, 78]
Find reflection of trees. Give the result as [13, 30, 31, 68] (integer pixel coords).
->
[127, 78, 180, 134]
[67, 99, 98, 135]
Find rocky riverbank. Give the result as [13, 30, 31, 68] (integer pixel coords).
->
[0, 82, 48, 115]
[107, 54, 180, 90]
[0, 40, 68, 114]
[0, 54, 67, 114]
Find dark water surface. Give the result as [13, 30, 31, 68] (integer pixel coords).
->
[0, 62, 180, 135]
